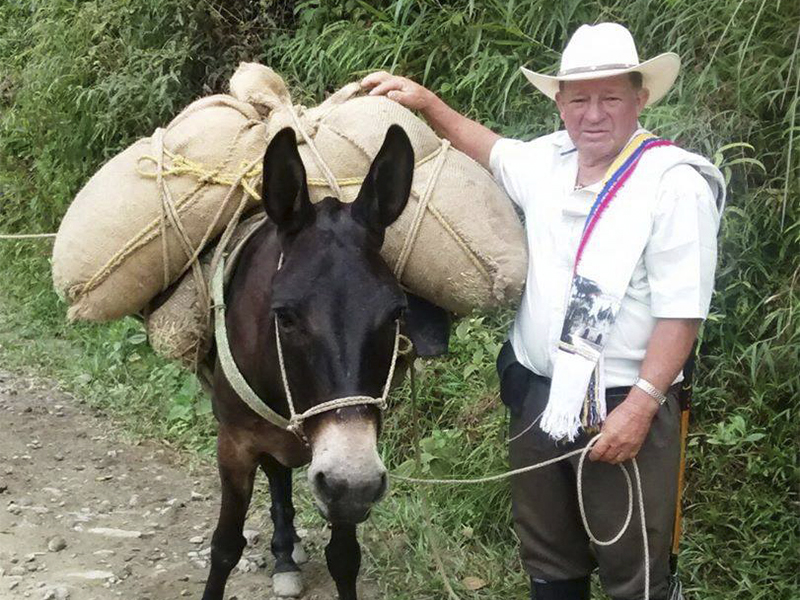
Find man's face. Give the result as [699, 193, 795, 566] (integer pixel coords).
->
[555, 74, 649, 162]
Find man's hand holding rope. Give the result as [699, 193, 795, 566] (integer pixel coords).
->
[590, 317, 700, 464]
[590, 390, 659, 464]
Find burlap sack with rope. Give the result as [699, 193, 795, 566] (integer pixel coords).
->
[145, 214, 264, 367]
[53, 62, 525, 326]
[51, 87, 277, 321]
[248, 65, 527, 315]
[145, 251, 214, 367]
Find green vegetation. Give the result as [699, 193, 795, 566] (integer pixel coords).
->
[1, 1, 797, 598]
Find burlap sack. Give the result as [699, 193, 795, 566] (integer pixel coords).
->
[51, 92, 278, 321]
[145, 254, 213, 368]
[236, 63, 527, 315]
[53, 62, 525, 324]
[145, 215, 265, 367]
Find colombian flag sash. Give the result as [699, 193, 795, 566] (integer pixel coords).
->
[576, 133, 674, 270]
[541, 132, 675, 440]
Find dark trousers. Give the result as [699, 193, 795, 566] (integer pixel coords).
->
[498, 342, 680, 600]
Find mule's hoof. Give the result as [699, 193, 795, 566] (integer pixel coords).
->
[273, 571, 303, 597]
[292, 542, 308, 565]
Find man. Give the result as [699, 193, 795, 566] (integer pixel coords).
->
[362, 23, 725, 600]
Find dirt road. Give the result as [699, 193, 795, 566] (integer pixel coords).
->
[0, 369, 368, 600]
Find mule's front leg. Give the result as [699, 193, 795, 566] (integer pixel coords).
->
[326, 522, 361, 600]
[261, 455, 303, 597]
[202, 430, 257, 600]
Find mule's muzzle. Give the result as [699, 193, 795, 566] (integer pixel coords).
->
[310, 466, 388, 524]
[306, 415, 387, 524]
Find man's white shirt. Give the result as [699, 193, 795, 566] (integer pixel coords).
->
[490, 129, 719, 387]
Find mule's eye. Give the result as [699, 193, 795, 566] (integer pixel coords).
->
[274, 308, 299, 331]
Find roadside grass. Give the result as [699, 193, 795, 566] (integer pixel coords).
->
[1, 0, 798, 599]
[0, 248, 217, 457]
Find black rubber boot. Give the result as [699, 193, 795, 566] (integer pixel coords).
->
[530, 576, 591, 600]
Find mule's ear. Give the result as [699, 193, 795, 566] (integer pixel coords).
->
[262, 127, 314, 233]
[351, 124, 414, 241]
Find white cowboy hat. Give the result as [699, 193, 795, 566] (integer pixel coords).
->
[521, 23, 680, 106]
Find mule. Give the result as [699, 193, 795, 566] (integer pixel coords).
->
[201, 124, 432, 600]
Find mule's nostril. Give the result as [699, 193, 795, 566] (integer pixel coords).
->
[314, 470, 348, 502]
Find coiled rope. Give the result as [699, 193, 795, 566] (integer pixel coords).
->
[396, 441, 649, 600]
[393, 366, 652, 600]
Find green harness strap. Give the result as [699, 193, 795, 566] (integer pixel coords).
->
[212, 257, 293, 430]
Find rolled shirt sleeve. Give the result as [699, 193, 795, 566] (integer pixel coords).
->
[645, 164, 722, 319]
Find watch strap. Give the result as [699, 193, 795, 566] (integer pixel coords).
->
[634, 377, 668, 405]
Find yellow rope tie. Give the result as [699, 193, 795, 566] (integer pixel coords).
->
[137, 149, 263, 201]
[0, 142, 448, 244]
[76, 123, 250, 299]
[151, 128, 209, 311]
[306, 176, 363, 187]
[130, 123, 264, 331]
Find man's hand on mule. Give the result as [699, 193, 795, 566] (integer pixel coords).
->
[360, 71, 435, 112]
[589, 389, 660, 464]
[360, 70, 500, 168]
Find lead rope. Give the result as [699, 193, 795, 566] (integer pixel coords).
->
[0, 233, 56, 239]
[396, 392, 650, 600]
[409, 362, 461, 600]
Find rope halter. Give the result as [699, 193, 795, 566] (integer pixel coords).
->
[213, 253, 412, 442]
[275, 314, 403, 438]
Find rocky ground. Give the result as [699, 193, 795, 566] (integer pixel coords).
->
[0, 369, 375, 600]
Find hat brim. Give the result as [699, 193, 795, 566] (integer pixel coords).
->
[520, 52, 680, 106]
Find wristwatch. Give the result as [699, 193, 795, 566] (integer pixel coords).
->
[633, 377, 668, 406]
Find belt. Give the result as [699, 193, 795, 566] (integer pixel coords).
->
[531, 372, 680, 399]
[530, 372, 631, 398]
